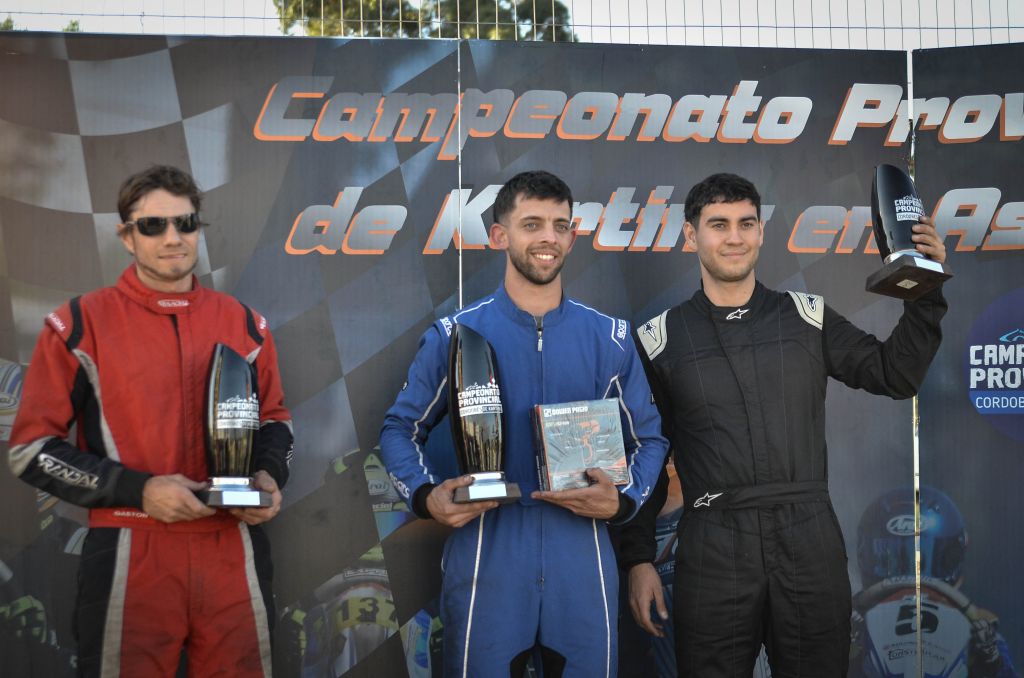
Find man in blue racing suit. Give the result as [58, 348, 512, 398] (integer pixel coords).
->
[381, 170, 667, 677]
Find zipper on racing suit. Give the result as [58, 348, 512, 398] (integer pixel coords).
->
[535, 315, 545, 403]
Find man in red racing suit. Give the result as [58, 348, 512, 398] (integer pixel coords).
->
[8, 166, 292, 677]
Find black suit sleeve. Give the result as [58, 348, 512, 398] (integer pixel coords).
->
[824, 286, 947, 398]
[611, 463, 669, 570]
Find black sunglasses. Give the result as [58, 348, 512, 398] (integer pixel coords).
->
[125, 213, 201, 237]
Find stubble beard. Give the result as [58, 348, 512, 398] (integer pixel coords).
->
[508, 247, 563, 286]
[138, 253, 198, 287]
[699, 248, 759, 284]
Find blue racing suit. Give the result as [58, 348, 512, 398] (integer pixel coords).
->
[381, 285, 667, 677]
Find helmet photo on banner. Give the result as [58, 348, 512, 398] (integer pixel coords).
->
[850, 486, 1018, 678]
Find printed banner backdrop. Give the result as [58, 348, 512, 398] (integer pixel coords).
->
[1, 31, 1011, 677]
[913, 42, 1024, 678]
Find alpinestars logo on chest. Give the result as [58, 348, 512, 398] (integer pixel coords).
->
[805, 295, 818, 311]
[726, 308, 749, 320]
[642, 321, 656, 339]
[694, 492, 724, 508]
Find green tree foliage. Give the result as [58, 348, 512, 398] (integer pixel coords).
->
[0, 15, 16, 31]
[273, 0, 574, 41]
[63, 19, 81, 32]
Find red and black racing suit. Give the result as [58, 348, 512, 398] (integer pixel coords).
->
[624, 281, 946, 678]
[8, 266, 292, 677]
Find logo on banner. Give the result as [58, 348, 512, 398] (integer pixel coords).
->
[886, 513, 937, 536]
[0, 359, 23, 442]
[966, 288, 1024, 442]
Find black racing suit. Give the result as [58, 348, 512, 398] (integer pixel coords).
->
[623, 281, 946, 678]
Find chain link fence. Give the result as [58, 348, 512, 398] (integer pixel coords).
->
[1, 1, 1022, 48]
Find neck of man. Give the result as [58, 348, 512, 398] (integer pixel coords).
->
[504, 270, 563, 317]
[701, 270, 756, 308]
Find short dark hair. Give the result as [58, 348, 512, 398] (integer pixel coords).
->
[684, 173, 761, 226]
[492, 170, 573, 225]
[117, 165, 203, 222]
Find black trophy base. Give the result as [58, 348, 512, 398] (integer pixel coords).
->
[198, 476, 273, 508]
[866, 254, 952, 301]
[453, 472, 522, 504]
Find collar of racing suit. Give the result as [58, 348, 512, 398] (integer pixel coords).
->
[493, 284, 570, 329]
[693, 279, 768, 322]
[115, 265, 204, 315]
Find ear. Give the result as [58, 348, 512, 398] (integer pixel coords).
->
[684, 221, 697, 249]
[758, 220, 765, 246]
[489, 222, 508, 250]
[117, 224, 135, 256]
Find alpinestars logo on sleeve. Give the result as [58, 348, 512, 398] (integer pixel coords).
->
[693, 492, 723, 508]
[642, 321, 657, 340]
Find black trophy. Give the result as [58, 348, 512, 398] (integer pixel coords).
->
[200, 344, 271, 507]
[447, 324, 521, 504]
[866, 164, 952, 300]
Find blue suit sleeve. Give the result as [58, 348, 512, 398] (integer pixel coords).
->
[610, 322, 669, 524]
[380, 324, 450, 507]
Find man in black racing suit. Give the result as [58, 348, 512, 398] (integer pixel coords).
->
[621, 173, 948, 678]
